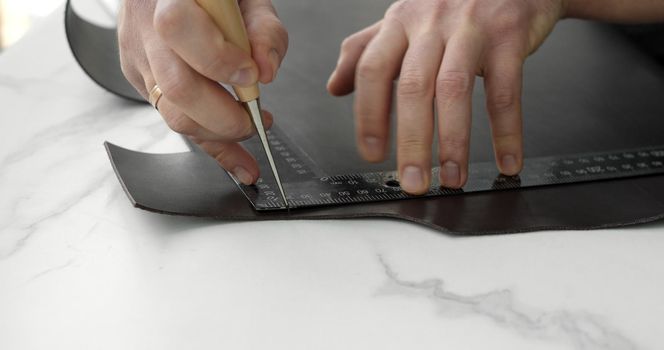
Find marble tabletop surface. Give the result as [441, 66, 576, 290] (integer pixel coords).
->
[1, 7, 664, 350]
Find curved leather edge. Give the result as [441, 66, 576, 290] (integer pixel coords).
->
[105, 142, 664, 235]
[64, 0, 145, 102]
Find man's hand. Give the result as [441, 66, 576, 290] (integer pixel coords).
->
[118, 0, 288, 185]
[327, 0, 566, 194]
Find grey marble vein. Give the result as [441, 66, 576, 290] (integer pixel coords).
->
[0, 175, 113, 260]
[23, 259, 75, 285]
[0, 105, 170, 260]
[376, 255, 639, 350]
[0, 123, 169, 260]
[0, 74, 27, 91]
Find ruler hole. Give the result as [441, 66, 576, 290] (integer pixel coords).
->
[385, 179, 401, 188]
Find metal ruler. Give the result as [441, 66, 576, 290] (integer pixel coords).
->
[230, 127, 664, 211]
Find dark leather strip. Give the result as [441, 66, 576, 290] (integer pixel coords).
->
[69, 0, 664, 234]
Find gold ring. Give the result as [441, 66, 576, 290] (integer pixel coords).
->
[148, 84, 163, 110]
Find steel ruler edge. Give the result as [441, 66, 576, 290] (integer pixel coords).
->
[223, 128, 664, 211]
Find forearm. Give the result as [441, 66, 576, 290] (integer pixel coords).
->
[564, 0, 664, 23]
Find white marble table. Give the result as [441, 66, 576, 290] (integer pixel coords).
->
[1, 8, 664, 350]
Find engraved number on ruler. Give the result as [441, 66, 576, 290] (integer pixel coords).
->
[242, 138, 664, 210]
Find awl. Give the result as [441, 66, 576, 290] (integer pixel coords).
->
[196, 0, 289, 208]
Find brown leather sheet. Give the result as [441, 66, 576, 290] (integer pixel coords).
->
[66, 0, 664, 234]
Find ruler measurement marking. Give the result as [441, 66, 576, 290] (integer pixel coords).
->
[239, 137, 664, 210]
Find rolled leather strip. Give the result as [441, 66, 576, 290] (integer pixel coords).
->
[65, 0, 144, 102]
[70, 0, 664, 234]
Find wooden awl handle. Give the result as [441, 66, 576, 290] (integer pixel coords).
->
[195, 0, 260, 102]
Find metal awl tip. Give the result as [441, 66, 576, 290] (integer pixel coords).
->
[243, 99, 289, 209]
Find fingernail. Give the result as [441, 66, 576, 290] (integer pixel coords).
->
[363, 136, 383, 160]
[501, 154, 519, 175]
[230, 67, 257, 86]
[269, 49, 280, 81]
[233, 166, 253, 185]
[401, 166, 424, 193]
[440, 161, 461, 188]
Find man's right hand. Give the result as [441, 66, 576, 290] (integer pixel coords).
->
[118, 0, 288, 185]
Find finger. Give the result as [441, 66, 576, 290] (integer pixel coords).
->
[121, 60, 149, 99]
[197, 141, 260, 185]
[241, 0, 289, 83]
[352, 19, 407, 163]
[153, 0, 258, 86]
[396, 32, 446, 195]
[145, 41, 256, 142]
[327, 21, 382, 96]
[118, 11, 152, 99]
[483, 43, 525, 176]
[157, 95, 274, 142]
[435, 26, 484, 189]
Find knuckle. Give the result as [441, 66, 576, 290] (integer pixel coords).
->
[117, 27, 148, 96]
[386, 0, 445, 25]
[398, 73, 432, 99]
[224, 117, 254, 140]
[117, 27, 133, 55]
[340, 28, 369, 54]
[356, 107, 385, 126]
[354, 102, 377, 121]
[398, 137, 428, 155]
[153, 3, 184, 38]
[384, 1, 403, 19]
[493, 133, 522, 149]
[117, 32, 140, 72]
[487, 8, 528, 35]
[118, 56, 134, 83]
[272, 21, 289, 50]
[353, 92, 389, 122]
[385, 0, 412, 20]
[199, 53, 230, 80]
[159, 70, 195, 105]
[488, 89, 518, 114]
[428, 0, 451, 18]
[211, 145, 250, 173]
[356, 57, 389, 82]
[118, 60, 144, 96]
[252, 1, 277, 13]
[340, 36, 356, 54]
[248, 13, 288, 51]
[249, 34, 274, 54]
[356, 115, 388, 139]
[165, 113, 197, 136]
[212, 146, 235, 166]
[436, 71, 472, 99]
[251, 21, 277, 44]
[439, 136, 469, 154]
